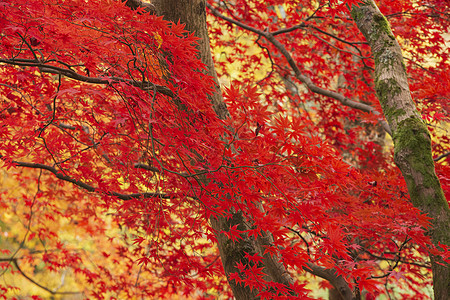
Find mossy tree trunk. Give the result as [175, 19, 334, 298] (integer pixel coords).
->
[351, 2, 450, 299]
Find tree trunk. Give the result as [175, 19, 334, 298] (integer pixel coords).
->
[351, 2, 450, 299]
[149, 1, 295, 298]
[124, 0, 449, 298]
[152, 0, 228, 120]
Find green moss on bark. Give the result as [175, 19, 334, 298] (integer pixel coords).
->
[393, 117, 447, 210]
[352, 2, 449, 298]
[393, 117, 450, 300]
[374, 78, 405, 124]
[375, 78, 400, 105]
[351, 2, 395, 46]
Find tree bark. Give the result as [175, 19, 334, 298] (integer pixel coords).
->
[351, 2, 450, 299]
[123, 1, 448, 299]
[149, 1, 296, 298]
[304, 263, 356, 300]
[152, 0, 228, 120]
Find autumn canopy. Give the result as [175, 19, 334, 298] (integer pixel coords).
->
[0, 0, 449, 299]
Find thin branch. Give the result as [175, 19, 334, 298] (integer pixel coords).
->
[254, 35, 275, 85]
[0, 58, 174, 97]
[308, 25, 368, 46]
[403, 56, 435, 74]
[306, 25, 373, 69]
[1, 157, 170, 200]
[309, 32, 371, 62]
[206, 3, 392, 136]
[9, 258, 82, 296]
[369, 237, 411, 279]
[361, 249, 431, 269]
[134, 163, 161, 173]
[434, 151, 450, 162]
[284, 226, 311, 256]
[271, 1, 324, 36]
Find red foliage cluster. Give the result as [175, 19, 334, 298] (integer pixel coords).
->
[0, 0, 448, 299]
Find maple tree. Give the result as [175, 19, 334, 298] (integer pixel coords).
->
[0, 0, 449, 299]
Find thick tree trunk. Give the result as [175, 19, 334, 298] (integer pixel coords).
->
[126, 1, 356, 298]
[351, 2, 450, 299]
[149, 1, 295, 298]
[124, 1, 449, 298]
[152, 0, 228, 120]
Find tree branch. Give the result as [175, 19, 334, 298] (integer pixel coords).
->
[433, 151, 450, 162]
[1, 157, 170, 200]
[123, 0, 156, 13]
[351, 2, 449, 298]
[303, 263, 356, 300]
[0, 58, 174, 97]
[206, 3, 392, 136]
[8, 258, 83, 296]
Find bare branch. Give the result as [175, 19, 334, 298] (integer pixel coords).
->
[308, 25, 369, 46]
[272, 23, 307, 36]
[1, 157, 170, 200]
[434, 151, 450, 162]
[134, 163, 161, 172]
[206, 3, 392, 136]
[7, 258, 83, 296]
[303, 263, 356, 300]
[0, 58, 174, 97]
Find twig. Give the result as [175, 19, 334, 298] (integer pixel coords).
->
[433, 151, 450, 162]
[9, 258, 82, 295]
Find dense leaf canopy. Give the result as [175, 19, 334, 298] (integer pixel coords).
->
[0, 0, 448, 299]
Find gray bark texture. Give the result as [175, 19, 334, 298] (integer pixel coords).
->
[351, 2, 450, 299]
